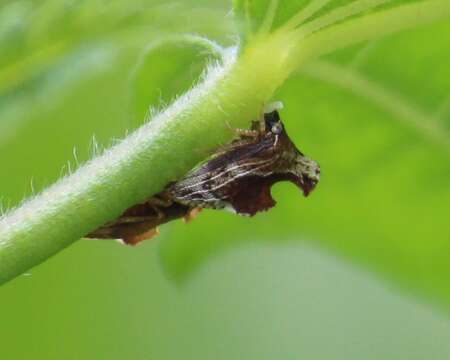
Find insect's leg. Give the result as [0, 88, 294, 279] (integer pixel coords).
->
[183, 207, 202, 223]
[235, 128, 260, 138]
[213, 135, 260, 156]
[104, 215, 156, 226]
[143, 193, 174, 219]
[258, 117, 266, 133]
[149, 205, 165, 220]
[222, 116, 261, 139]
[146, 195, 173, 208]
[124, 228, 160, 246]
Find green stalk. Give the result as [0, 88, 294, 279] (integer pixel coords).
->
[0, 34, 292, 285]
[1, 0, 449, 285]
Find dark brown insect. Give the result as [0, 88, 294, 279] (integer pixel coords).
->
[86, 108, 320, 245]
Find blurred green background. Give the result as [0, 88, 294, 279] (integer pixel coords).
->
[1, 0, 450, 359]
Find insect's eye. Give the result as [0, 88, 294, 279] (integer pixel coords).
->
[271, 122, 283, 134]
[264, 110, 283, 134]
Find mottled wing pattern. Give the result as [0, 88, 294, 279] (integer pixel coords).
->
[86, 195, 192, 245]
[85, 109, 321, 243]
[170, 133, 281, 212]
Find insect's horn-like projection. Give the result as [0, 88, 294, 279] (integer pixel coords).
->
[170, 109, 320, 215]
[86, 108, 320, 245]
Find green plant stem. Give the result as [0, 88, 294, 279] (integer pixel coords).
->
[1, 0, 450, 285]
[0, 34, 292, 285]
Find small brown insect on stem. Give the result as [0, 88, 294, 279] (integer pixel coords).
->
[86, 105, 320, 245]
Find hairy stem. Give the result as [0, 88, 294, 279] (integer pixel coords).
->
[0, 34, 292, 285]
[1, 0, 450, 285]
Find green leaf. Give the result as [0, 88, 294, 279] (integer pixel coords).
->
[130, 35, 225, 128]
[0, 0, 232, 145]
[160, 17, 450, 309]
[2, 0, 450, 312]
[232, 0, 417, 45]
[2, 1, 450, 358]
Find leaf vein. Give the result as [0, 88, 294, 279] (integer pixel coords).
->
[301, 60, 450, 153]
